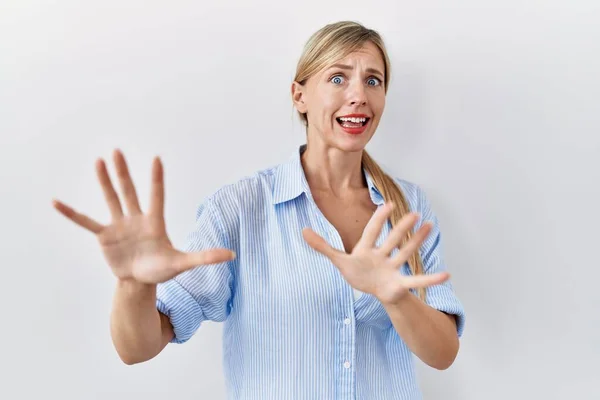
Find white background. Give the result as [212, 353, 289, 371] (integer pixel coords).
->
[1, 0, 599, 398]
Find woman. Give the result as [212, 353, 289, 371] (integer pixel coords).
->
[53, 21, 465, 399]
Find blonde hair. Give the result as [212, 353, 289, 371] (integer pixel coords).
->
[293, 21, 427, 301]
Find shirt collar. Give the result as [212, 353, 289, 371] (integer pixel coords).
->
[272, 144, 384, 206]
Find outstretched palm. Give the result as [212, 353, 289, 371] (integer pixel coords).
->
[53, 150, 235, 284]
[302, 203, 449, 304]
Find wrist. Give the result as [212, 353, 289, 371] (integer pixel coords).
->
[116, 278, 156, 295]
[374, 277, 410, 307]
[379, 290, 415, 309]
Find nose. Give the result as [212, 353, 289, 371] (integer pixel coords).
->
[348, 80, 367, 106]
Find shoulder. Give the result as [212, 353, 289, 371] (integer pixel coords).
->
[207, 164, 278, 209]
[195, 163, 280, 228]
[390, 176, 431, 214]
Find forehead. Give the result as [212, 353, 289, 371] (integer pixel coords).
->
[341, 42, 383, 63]
[329, 41, 385, 70]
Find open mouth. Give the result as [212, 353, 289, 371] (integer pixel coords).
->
[336, 116, 370, 128]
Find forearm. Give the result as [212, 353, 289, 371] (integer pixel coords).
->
[381, 292, 459, 370]
[110, 280, 170, 364]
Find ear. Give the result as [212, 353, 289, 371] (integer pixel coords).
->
[291, 81, 308, 114]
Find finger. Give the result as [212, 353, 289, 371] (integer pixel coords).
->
[401, 271, 450, 289]
[113, 149, 142, 216]
[149, 156, 164, 217]
[356, 202, 394, 249]
[379, 212, 420, 255]
[172, 249, 237, 274]
[302, 227, 345, 261]
[52, 199, 104, 234]
[390, 222, 433, 266]
[95, 158, 124, 219]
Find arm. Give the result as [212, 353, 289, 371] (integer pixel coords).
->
[382, 294, 459, 370]
[109, 195, 236, 362]
[110, 279, 174, 365]
[52, 152, 233, 364]
[383, 184, 465, 370]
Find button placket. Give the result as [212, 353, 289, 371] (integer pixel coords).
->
[308, 196, 356, 397]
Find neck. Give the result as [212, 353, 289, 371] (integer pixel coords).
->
[300, 141, 366, 197]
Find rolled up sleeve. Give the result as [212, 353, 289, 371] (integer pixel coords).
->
[156, 197, 235, 344]
[414, 186, 466, 338]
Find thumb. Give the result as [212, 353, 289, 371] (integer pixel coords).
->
[403, 272, 450, 289]
[172, 248, 236, 274]
[302, 227, 344, 261]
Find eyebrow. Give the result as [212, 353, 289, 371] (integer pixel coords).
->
[328, 63, 384, 78]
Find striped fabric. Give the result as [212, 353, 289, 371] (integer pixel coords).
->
[156, 144, 465, 400]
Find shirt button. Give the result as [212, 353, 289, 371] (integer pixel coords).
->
[344, 318, 351, 325]
[343, 361, 351, 369]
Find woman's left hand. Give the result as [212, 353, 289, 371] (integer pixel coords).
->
[302, 202, 450, 305]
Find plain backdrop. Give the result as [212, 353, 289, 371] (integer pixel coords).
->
[1, 0, 599, 399]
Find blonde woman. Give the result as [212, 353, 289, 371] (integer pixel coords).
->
[54, 21, 465, 399]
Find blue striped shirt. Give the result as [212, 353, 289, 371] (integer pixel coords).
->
[156, 145, 465, 399]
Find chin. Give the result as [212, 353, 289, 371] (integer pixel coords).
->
[333, 127, 374, 152]
[327, 136, 371, 154]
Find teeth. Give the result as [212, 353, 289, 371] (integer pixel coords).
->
[339, 117, 367, 123]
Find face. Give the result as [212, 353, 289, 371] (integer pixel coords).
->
[292, 41, 387, 153]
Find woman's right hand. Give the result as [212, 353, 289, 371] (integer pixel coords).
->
[52, 149, 235, 285]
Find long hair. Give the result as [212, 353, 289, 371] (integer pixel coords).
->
[293, 21, 426, 301]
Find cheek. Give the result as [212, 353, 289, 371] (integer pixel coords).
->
[320, 97, 338, 117]
[372, 93, 386, 116]
[316, 88, 342, 115]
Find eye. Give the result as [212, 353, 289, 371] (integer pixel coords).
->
[330, 75, 345, 85]
[367, 77, 382, 86]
